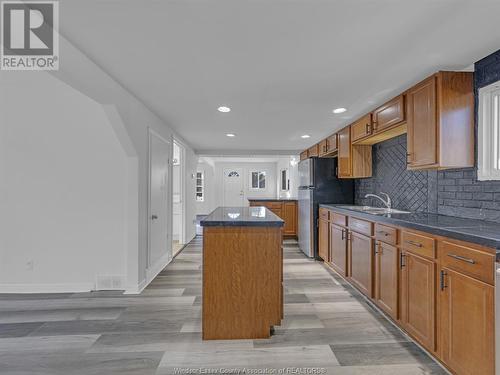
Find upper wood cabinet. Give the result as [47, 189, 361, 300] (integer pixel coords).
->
[319, 133, 338, 157]
[373, 95, 406, 132]
[439, 267, 494, 375]
[299, 150, 308, 161]
[406, 71, 474, 170]
[351, 114, 373, 143]
[307, 144, 319, 158]
[337, 126, 372, 179]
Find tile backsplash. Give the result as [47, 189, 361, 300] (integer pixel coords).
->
[354, 134, 437, 213]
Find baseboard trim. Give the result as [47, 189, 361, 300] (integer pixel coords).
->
[125, 251, 172, 294]
[0, 282, 94, 294]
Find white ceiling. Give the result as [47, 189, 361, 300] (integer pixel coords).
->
[60, 0, 500, 153]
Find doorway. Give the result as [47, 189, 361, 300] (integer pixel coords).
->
[223, 167, 245, 206]
[172, 140, 185, 256]
[148, 130, 171, 269]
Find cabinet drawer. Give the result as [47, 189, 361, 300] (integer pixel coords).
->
[375, 224, 397, 245]
[349, 217, 373, 236]
[401, 231, 435, 259]
[319, 207, 330, 221]
[440, 241, 495, 285]
[331, 212, 347, 227]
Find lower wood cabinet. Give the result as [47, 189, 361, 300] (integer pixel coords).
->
[439, 267, 494, 375]
[400, 251, 436, 352]
[374, 241, 398, 320]
[318, 217, 329, 262]
[248, 200, 297, 237]
[348, 231, 373, 298]
[330, 224, 347, 276]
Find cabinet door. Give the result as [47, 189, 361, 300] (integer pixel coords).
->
[330, 224, 347, 276]
[374, 241, 399, 320]
[337, 127, 351, 178]
[400, 251, 435, 351]
[349, 231, 373, 297]
[308, 144, 319, 158]
[373, 95, 405, 133]
[440, 268, 494, 375]
[406, 76, 437, 168]
[327, 133, 338, 153]
[300, 151, 308, 161]
[283, 202, 297, 236]
[318, 218, 330, 261]
[351, 114, 373, 142]
[318, 139, 328, 157]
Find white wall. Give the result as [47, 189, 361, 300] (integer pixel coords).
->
[0, 34, 198, 293]
[0, 71, 128, 292]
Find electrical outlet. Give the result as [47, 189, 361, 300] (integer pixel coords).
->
[26, 260, 34, 271]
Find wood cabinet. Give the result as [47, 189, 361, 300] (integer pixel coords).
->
[307, 144, 319, 158]
[348, 231, 373, 297]
[330, 224, 347, 276]
[374, 241, 399, 320]
[337, 126, 372, 179]
[400, 251, 436, 351]
[351, 114, 373, 143]
[318, 217, 330, 261]
[406, 71, 474, 170]
[283, 201, 297, 237]
[248, 200, 297, 237]
[299, 150, 308, 161]
[439, 268, 494, 375]
[373, 95, 406, 133]
[319, 133, 338, 157]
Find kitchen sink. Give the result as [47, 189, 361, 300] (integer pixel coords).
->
[341, 205, 412, 215]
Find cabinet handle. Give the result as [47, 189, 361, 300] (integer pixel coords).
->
[400, 253, 406, 268]
[440, 270, 448, 291]
[365, 123, 371, 134]
[405, 240, 422, 248]
[341, 229, 345, 241]
[447, 253, 476, 264]
[406, 153, 412, 165]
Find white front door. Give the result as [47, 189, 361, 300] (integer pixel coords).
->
[149, 130, 171, 268]
[223, 168, 245, 206]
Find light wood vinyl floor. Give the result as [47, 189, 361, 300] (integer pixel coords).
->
[0, 237, 448, 374]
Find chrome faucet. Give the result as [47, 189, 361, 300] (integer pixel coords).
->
[365, 192, 392, 210]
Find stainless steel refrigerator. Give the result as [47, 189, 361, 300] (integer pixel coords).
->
[298, 157, 353, 258]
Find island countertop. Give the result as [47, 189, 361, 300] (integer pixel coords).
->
[247, 198, 298, 201]
[200, 206, 284, 227]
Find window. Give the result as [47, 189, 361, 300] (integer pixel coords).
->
[250, 171, 266, 189]
[196, 171, 204, 201]
[280, 169, 289, 191]
[478, 80, 500, 180]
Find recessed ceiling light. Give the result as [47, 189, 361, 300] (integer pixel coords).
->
[333, 107, 347, 114]
[218, 106, 231, 113]
[301, 134, 310, 139]
[226, 133, 236, 137]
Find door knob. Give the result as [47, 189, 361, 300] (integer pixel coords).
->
[151, 215, 158, 220]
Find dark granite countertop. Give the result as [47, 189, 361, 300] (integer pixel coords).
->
[321, 204, 500, 253]
[247, 198, 298, 201]
[200, 206, 284, 227]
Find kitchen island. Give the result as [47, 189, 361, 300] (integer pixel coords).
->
[200, 206, 284, 340]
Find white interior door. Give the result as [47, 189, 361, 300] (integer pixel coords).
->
[149, 130, 171, 268]
[223, 168, 244, 206]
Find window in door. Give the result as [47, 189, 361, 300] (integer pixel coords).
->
[196, 171, 204, 201]
[250, 171, 266, 189]
[478, 80, 500, 180]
